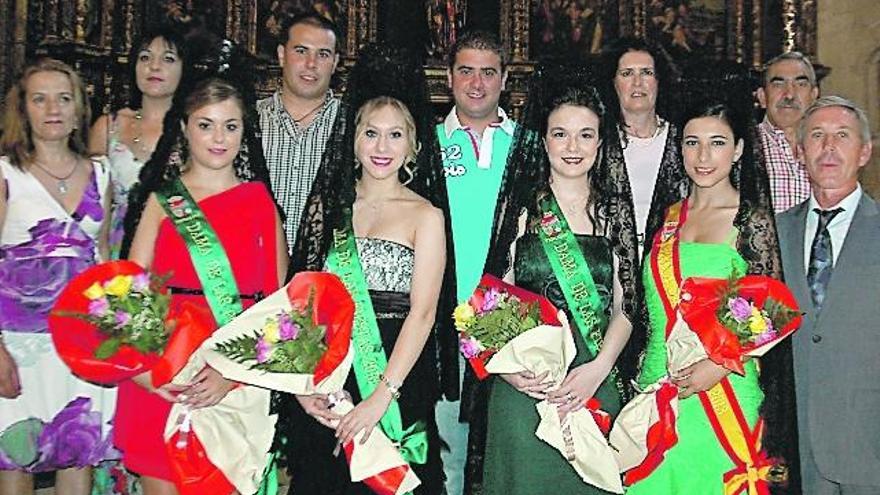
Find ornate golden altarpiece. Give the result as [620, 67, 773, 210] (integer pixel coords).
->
[0, 0, 819, 119]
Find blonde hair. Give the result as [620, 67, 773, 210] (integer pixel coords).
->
[0, 58, 91, 168]
[355, 96, 420, 170]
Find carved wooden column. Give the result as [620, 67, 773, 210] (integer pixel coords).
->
[31, 0, 119, 115]
[751, 0, 762, 67]
[498, 0, 532, 118]
[733, 0, 745, 62]
[0, 0, 30, 102]
[499, 0, 528, 62]
[798, 0, 817, 58]
[346, 0, 377, 59]
[782, 0, 797, 53]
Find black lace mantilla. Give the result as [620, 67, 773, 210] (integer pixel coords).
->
[274, 43, 458, 470]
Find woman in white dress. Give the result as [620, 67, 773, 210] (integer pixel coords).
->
[0, 58, 115, 495]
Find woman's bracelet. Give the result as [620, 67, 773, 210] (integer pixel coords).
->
[379, 373, 402, 400]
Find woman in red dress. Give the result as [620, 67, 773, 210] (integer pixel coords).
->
[115, 50, 287, 495]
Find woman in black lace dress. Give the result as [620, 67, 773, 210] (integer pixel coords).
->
[273, 43, 454, 495]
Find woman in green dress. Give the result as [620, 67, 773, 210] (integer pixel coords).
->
[466, 66, 641, 494]
[627, 67, 799, 494]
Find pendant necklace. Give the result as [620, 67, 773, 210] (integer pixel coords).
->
[131, 109, 151, 160]
[32, 157, 79, 195]
[293, 101, 325, 124]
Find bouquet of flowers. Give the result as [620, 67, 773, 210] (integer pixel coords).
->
[49, 260, 213, 385]
[213, 288, 327, 373]
[456, 274, 623, 494]
[61, 270, 171, 359]
[686, 273, 802, 374]
[454, 277, 549, 379]
[610, 272, 802, 485]
[166, 272, 419, 495]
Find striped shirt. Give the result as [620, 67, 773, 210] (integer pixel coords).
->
[257, 90, 339, 250]
[758, 118, 811, 213]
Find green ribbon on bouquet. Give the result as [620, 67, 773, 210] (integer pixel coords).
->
[397, 421, 428, 465]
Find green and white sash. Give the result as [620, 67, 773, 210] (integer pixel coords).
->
[156, 179, 244, 326]
[537, 195, 622, 393]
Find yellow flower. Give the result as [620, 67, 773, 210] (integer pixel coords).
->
[748, 306, 767, 334]
[84, 282, 105, 300]
[103, 275, 133, 297]
[453, 303, 476, 329]
[263, 318, 280, 344]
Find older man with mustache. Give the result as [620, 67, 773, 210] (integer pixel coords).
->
[757, 51, 819, 212]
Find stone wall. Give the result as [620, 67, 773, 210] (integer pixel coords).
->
[817, 0, 880, 196]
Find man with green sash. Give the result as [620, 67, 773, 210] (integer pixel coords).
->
[435, 30, 515, 495]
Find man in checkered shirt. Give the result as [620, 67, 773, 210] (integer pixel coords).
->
[258, 12, 340, 250]
[756, 52, 819, 213]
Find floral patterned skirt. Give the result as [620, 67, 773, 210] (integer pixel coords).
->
[0, 332, 117, 472]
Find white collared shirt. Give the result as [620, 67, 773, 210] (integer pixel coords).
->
[803, 185, 863, 271]
[442, 107, 515, 169]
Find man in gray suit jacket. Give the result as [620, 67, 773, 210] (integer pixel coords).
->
[776, 95, 878, 495]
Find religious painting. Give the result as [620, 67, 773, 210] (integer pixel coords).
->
[646, 0, 726, 60]
[257, 1, 346, 60]
[426, 0, 467, 62]
[530, 0, 608, 61]
[152, 0, 228, 40]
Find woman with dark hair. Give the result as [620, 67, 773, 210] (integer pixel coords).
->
[465, 65, 640, 495]
[599, 37, 688, 408]
[116, 41, 286, 495]
[627, 64, 799, 494]
[274, 42, 452, 495]
[89, 25, 187, 259]
[0, 58, 114, 495]
[601, 37, 686, 250]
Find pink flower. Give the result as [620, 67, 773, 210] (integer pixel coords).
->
[87, 298, 109, 316]
[132, 273, 151, 292]
[114, 311, 131, 327]
[278, 312, 300, 341]
[481, 288, 501, 313]
[255, 336, 273, 363]
[753, 329, 778, 346]
[727, 297, 752, 322]
[459, 336, 483, 359]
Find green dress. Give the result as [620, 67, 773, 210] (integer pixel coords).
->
[482, 233, 622, 495]
[626, 241, 764, 494]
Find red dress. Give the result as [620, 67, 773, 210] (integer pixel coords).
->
[114, 182, 280, 481]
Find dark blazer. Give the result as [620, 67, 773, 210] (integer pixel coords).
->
[776, 192, 880, 487]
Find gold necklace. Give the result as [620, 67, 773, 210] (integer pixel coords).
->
[31, 156, 79, 195]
